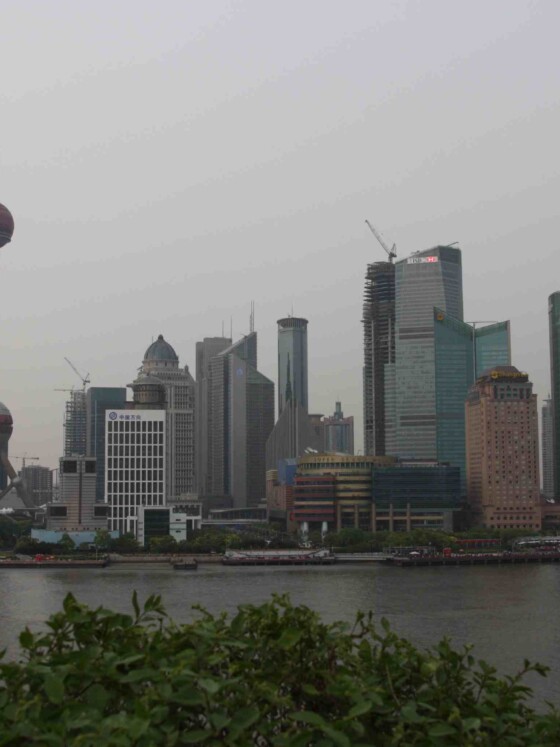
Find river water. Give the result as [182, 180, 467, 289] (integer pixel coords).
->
[1, 562, 559, 705]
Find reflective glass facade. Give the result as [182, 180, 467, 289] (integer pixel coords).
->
[387, 246, 463, 459]
[434, 312, 510, 491]
[86, 387, 127, 501]
[372, 463, 461, 510]
[550, 292, 560, 497]
[277, 318, 308, 415]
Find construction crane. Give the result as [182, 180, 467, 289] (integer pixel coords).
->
[365, 220, 397, 263]
[64, 358, 90, 391]
[11, 454, 39, 471]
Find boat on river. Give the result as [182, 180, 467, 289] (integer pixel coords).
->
[221, 549, 336, 566]
[173, 559, 198, 571]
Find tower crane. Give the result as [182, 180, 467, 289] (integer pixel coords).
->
[365, 220, 397, 263]
[11, 454, 39, 471]
[64, 358, 91, 391]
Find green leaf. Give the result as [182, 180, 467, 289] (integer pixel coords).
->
[348, 701, 372, 719]
[18, 628, 34, 649]
[278, 628, 303, 649]
[228, 706, 260, 738]
[323, 726, 351, 747]
[44, 675, 65, 704]
[198, 677, 221, 694]
[182, 728, 210, 743]
[289, 710, 327, 727]
[86, 684, 110, 710]
[462, 717, 481, 732]
[428, 724, 457, 737]
[401, 704, 424, 724]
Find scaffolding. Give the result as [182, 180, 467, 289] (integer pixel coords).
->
[64, 390, 87, 456]
[362, 261, 395, 456]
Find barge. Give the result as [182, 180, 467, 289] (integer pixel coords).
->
[0, 559, 108, 569]
[387, 552, 560, 567]
[222, 549, 336, 566]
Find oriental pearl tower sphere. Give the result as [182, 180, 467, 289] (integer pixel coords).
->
[0, 401, 16, 481]
[0, 203, 14, 248]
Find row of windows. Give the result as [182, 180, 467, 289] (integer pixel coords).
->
[109, 446, 164, 457]
[108, 457, 163, 469]
[108, 433, 162, 445]
[107, 482, 164, 494]
[108, 470, 164, 481]
[108, 420, 164, 432]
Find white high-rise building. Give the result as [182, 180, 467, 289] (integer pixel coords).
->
[105, 409, 166, 535]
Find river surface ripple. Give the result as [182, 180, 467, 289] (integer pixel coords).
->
[0, 562, 558, 705]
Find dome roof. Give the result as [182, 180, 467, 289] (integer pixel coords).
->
[0, 402, 13, 428]
[0, 204, 14, 248]
[143, 334, 178, 363]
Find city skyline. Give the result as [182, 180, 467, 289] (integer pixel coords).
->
[2, 1, 559, 469]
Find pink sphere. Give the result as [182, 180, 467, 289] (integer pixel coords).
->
[0, 204, 14, 248]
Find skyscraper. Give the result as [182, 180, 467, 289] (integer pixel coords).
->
[434, 311, 510, 489]
[134, 335, 196, 499]
[207, 332, 274, 507]
[277, 317, 308, 415]
[64, 390, 87, 456]
[323, 401, 354, 454]
[86, 387, 127, 501]
[466, 366, 541, 530]
[20, 464, 52, 506]
[195, 336, 231, 496]
[386, 246, 463, 460]
[362, 261, 395, 455]
[549, 292, 560, 498]
[542, 397, 554, 499]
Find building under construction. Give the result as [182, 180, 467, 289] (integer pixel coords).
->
[64, 390, 87, 456]
[362, 261, 395, 456]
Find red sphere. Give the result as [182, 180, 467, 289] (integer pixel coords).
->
[0, 204, 14, 248]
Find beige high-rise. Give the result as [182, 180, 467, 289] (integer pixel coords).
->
[466, 366, 540, 530]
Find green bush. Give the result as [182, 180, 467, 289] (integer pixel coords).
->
[1, 594, 559, 745]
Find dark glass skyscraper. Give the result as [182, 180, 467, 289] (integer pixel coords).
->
[277, 317, 308, 416]
[434, 311, 510, 490]
[362, 261, 395, 455]
[549, 292, 560, 498]
[86, 387, 127, 501]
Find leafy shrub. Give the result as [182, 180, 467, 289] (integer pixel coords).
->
[1, 594, 559, 745]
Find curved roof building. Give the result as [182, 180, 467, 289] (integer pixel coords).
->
[143, 335, 179, 366]
[0, 204, 14, 248]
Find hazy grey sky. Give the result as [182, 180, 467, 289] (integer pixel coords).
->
[2, 0, 559, 469]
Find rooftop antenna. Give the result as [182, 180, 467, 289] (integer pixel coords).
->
[250, 301, 255, 333]
[230, 316, 233, 340]
[221, 320, 224, 337]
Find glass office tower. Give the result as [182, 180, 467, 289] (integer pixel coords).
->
[434, 311, 510, 491]
[387, 246, 463, 459]
[86, 387, 127, 501]
[277, 317, 308, 416]
[549, 292, 560, 498]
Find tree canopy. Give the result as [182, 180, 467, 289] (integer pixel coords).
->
[1, 594, 559, 745]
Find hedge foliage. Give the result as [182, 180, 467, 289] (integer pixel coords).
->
[1, 594, 559, 746]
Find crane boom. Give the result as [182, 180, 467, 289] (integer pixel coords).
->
[64, 358, 90, 391]
[365, 220, 397, 262]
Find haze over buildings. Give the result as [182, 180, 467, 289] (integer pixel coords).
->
[1, 2, 559, 470]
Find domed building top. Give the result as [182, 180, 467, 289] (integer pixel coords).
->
[0, 402, 13, 421]
[143, 334, 178, 363]
[0, 204, 14, 248]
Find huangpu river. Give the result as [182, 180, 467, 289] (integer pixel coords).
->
[1, 562, 559, 704]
